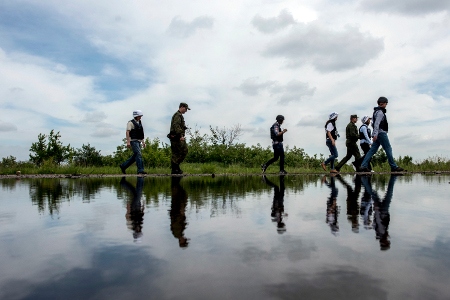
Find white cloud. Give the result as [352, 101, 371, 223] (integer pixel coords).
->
[167, 15, 215, 38]
[252, 9, 297, 34]
[359, 0, 450, 15]
[0, 120, 17, 132]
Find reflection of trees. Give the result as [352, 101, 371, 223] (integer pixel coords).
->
[0, 179, 21, 190]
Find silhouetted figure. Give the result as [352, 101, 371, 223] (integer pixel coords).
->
[322, 175, 340, 235]
[121, 177, 144, 242]
[170, 177, 189, 248]
[263, 175, 287, 233]
[360, 180, 374, 230]
[336, 175, 362, 233]
[361, 175, 398, 250]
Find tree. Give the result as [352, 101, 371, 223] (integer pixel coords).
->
[29, 130, 73, 166]
[73, 144, 103, 167]
[209, 124, 242, 147]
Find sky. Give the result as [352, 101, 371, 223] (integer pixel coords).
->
[1, 0, 450, 162]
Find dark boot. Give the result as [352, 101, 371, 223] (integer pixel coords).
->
[176, 163, 183, 174]
[171, 162, 178, 174]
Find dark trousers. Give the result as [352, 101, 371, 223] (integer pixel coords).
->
[335, 141, 361, 170]
[357, 143, 372, 170]
[265, 143, 285, 171]
[171, 140, 188, 164]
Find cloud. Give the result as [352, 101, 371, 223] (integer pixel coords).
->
[167, 15, 214, 38]
[82, 111, 108, 123]
[251, 9, 297, 34]
[359, 0, 450, 15]
[270, 80, 315, 104]
[0, 120, 17, 132]
[91, 127, 119, 138]
[235, 77, 276, 96]
[236, 78, 315, 103]
[296, 114, 322, 128]
[263, 23, 384, 72]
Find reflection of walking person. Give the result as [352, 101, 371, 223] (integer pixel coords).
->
[170, 177, 189, 248]
[336, 175, 361, 233]
[263, 175, 287, 233]
[261, 115, 288, 174]
[321, 112, 339, 173]
[121, 177, 145, 242]
[322, 175, 339, 235]
[168, 103, 190, 175]
[361, 175, 398, 250]
[120, 110, 147, 174]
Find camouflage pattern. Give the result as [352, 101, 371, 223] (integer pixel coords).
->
[170, 111, 188, 164]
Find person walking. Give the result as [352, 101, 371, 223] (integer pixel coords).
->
[168, 103, 190, 174]
[321, 112, 339, 173]
[359, 97, 405, 173]
[359, 115, 373, 171]
[261, 115, 288, 175]
[120, 110, 147, 174]
[334, 114, 361, 172]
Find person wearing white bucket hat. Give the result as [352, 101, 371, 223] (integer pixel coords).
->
[321, 112, 340, 173]
[358, 115, 373, 171]
[120, 110, 147, 174]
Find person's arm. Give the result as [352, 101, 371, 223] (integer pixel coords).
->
[126, 130, 131, 148]
[372, 111, 382, 141]
[326, 123, 335, 146]
[361, 126, 371, 144]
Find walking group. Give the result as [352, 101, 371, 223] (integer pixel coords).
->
[120, 102, 190, 175]
[320, 96, 405, 174]
[119, 96, 405, 175]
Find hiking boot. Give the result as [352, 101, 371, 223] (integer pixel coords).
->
[360, 167, 371, 173]
[138, 171, 147, 175]
[391, 167, 406, 172]
[120, 165, 126, 174]
[261, 164, 267, 173]
[279, 170, 288, 175]
[330, 169, 339, 173]
[320, 162, 327, 171]
[352, 162, 360, 172]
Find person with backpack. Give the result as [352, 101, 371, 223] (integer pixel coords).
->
[261, 115, 288, 174]
[358, 115, 373, 171]
[321, 112, 339, 173]
[359, 97, 405, 173]
[120, 110, 147, 174]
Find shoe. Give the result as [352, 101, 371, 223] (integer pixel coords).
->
[352, 162, 360, 172]
[120, 165, 126, 174]
[279, 170, 288, 175]
[330, 169, 339, 173]
[138, 171, 147, 175]
[320, 162, 327, 171]
[360, 167, 371, 172]
[261, 164, 267, 173]
[391, 167, 406, 172]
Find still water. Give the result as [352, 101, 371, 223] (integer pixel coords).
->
[0, 174, 449, 300]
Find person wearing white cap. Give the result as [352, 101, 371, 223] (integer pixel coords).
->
[321, 112, 340, 173]
[120, 110, 147, 174]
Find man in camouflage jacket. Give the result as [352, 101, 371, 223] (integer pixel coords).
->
[335, 114, 361, 172]
[168, 103, 190, 174]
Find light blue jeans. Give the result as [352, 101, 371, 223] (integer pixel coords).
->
[361, 132, 397, 169]
[121, 141, 144, 173]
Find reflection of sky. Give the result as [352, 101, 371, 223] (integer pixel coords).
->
[0, 175, 450, 299]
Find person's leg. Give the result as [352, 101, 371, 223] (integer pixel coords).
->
[132, 141, 144, 173]
[361, 140, 380, 169]
[360, 143, 372, 170]
[377, 132, 398, 169]
[335, 143, 352, 171]
[121, 141, 138, 170]
[265, 144, 281, 168]
[324, 140, 338, 169]
[278, 144, 285, 171]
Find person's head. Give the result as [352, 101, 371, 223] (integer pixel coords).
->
[276, 115, 285, 124]
[377, 96, 388, 108]
[362, 115, 371, 125]
[179, 102, 190, 114]
[329, 112, 338, 121]
[350, 114, 358, 123]
[133, 110, 143, 120]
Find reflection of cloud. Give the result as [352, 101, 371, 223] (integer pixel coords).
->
[263, 23, 384, 72]
[252, 9, 296, 34]
[238, 236, 317, 263]
[265, 266, 389, 300]
[167, 15, 214, 38]
[0, 245, 166, 299]
[360, 0, 450, 15]
[413, 237, 450, 278]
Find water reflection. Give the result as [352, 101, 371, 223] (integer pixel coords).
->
[121, 177, 145, 242]
[322, 175, 340, 235]
[362, 175, 397, 250]
[263, 175, 287, 234]
[169, 177, 189, 248]
[336, 175, 362, 233]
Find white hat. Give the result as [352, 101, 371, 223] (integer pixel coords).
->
[329, 112, 338, 120]
[362, 115, 371, 124]
[133, 110, 143, 117]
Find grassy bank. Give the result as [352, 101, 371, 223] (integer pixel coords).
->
[1, 157, 450, 176]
